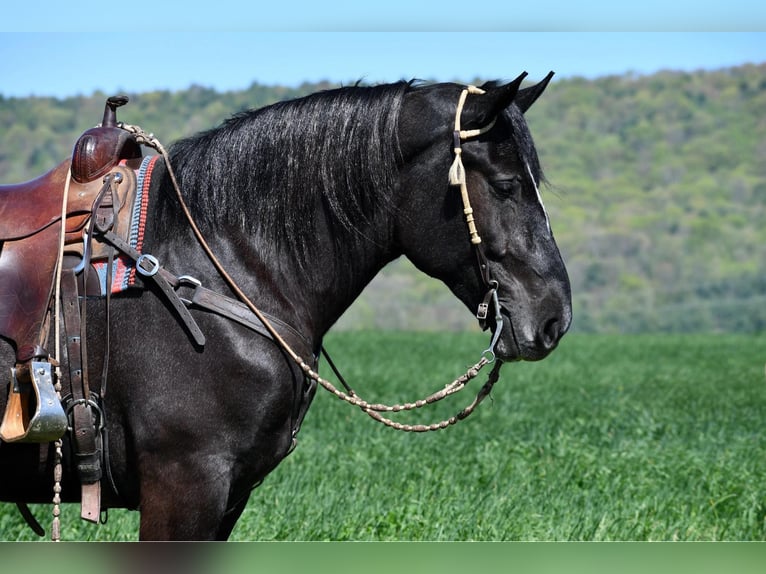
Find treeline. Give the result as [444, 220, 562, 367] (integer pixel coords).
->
[528, 64, 766, 333]
[1, 65, 764, 333]
[0, 81, 336, 182]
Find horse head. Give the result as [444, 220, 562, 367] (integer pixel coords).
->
[395, 73, 572, 362]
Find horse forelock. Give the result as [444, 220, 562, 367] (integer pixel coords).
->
[504, 102, 545, 185]
[478, 79, 545, 184]
[164, 82, 411, 266]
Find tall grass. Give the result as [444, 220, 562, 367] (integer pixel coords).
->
[2, 332, 764, 541]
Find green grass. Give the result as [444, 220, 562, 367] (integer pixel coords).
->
[2, 332, 765, 541]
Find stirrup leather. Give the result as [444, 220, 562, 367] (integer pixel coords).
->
[0, 361, 67, 443]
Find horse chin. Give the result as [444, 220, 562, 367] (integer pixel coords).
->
[492, 336, 521, 363]
[493, 331, 550, 363]
[491, 309, 558, 363]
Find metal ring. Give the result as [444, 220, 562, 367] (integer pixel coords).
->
[135, 253, 160, 277]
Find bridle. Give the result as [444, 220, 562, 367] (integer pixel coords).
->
[447, 85, 506, 363]
[119, 84, 507, 432]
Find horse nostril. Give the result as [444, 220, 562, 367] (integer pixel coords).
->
[540, 317, 562, 350]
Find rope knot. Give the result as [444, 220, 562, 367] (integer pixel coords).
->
[448, 153, 465, 186]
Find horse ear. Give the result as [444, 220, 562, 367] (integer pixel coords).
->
[515, 71, 555, 113]
[462, 72, 528, 129]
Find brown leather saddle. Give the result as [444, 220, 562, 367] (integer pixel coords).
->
[0, 96, 142, 443]
[2, 96, 216, 528]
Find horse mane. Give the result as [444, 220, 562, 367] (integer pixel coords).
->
[506, 104, 545, 185]
[162, 81, 411, 265]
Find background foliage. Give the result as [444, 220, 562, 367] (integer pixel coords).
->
[1, 64, 764, 333]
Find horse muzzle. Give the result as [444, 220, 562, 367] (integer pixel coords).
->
[491, 301, 571, 363]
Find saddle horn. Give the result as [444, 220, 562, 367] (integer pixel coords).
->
[71, 95, 141, 183]
[102, 95, 129, 127]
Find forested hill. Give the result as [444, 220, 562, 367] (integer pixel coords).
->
[1, 64, 764, 333]
[529, 64, 766, 333]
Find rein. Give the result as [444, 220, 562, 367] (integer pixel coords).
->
[118, 85, 505, 432]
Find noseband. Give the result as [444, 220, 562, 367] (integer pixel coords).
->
[448, 85, 505, 362]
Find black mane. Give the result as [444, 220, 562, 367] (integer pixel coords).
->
[164, 82, 411, 263]
[505, 103, 545, 185]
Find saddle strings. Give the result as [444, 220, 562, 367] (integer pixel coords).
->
[49, 167, 73, 541]
[118, 85, 504, 433]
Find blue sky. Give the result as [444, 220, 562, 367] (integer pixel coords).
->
[2, 2, 765, 99]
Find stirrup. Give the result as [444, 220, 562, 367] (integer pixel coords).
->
[0, 361, 67, 443]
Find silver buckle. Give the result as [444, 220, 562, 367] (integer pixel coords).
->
[135, 253, 160, 277]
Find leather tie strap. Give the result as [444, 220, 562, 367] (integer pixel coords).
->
[60, 269, 102, 523]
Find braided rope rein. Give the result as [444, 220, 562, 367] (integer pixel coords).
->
[119, 86, 504, 432]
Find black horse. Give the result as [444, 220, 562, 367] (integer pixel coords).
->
[0, 74, 571, 540]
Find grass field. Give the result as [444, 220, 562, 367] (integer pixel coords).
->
[1, 332, 764, 541]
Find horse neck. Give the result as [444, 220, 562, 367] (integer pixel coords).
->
[271, 212, 399, 340]
[147, 167, 399, 346]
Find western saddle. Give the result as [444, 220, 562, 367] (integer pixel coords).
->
[0, 96, 144, 522]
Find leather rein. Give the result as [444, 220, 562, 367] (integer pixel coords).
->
[120, 85, 506, 432]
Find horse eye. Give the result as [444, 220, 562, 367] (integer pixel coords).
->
[491, 177, 521, 196]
